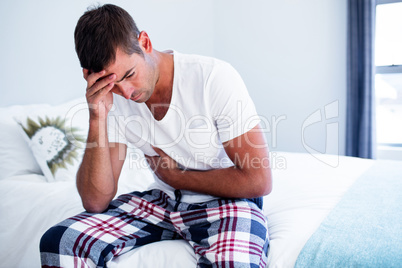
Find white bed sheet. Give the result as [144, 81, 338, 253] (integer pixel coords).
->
[0, 151, 374, 268]
[265, 152, 374, 267]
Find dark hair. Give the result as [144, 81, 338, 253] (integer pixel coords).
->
[74, 4, 143, 73]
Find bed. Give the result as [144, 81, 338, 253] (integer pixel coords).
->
[0, 97, 401, 268]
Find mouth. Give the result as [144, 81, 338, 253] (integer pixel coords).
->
[130, 92, 143, 102]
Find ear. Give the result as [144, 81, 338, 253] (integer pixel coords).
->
[83, 68, 89, 80]
[138, 31, 153, 53]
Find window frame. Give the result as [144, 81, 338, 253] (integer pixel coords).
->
[377, 0, 401, 5]
[375, 0, 402, 73]
[375, 0, 402, 159]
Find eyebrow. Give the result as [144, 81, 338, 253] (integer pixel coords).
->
[116, 66, 135, 83]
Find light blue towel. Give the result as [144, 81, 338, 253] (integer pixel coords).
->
[295, 160, 402, 268]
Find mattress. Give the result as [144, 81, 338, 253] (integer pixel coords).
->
[2, 97, 399, 268]
[0, 151, 374, 267]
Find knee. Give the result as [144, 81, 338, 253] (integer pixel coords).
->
[40, 226, 68, 253]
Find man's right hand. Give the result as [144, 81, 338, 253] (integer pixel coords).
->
[78, 69, 126, 213]
[83, 69, 116, 121]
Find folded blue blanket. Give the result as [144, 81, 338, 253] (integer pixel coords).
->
[295, 160, 402, 268]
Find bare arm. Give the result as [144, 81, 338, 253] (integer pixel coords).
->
[76, 69, 126, 213]
[77, 138, 126, 213]
[146, 124, 272, 198]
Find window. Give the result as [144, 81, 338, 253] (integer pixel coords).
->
[375, 0, 402, 159]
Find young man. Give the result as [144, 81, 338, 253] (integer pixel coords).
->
[40, 4, 272, 267]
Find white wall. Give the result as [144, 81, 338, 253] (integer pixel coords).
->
[214, 0, 347, 156]
[0, 0, 347, 155]
[0, 0, 215, 106]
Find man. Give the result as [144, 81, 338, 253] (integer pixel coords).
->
[40, 4, 272, 267]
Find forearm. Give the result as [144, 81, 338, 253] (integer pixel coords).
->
[148, 125, 272, 199]
[167, 165, 271, 199]
[77, 120, 116, 212]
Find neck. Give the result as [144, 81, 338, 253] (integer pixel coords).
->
[145, 50, 174, 121]
[146, 50, 174, 106]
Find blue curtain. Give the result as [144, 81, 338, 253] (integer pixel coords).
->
[345, 0, 376, 159]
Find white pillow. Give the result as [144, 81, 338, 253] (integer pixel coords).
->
[1, 97, 155, 187]
[12, 98, 89, 182]
[0, 107, 42, 180]
[16, 115, 86, 182]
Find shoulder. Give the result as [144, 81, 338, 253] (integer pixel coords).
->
[173, 50, 232, 74]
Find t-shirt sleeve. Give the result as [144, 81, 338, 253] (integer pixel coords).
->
[107, 94, 128, 145]
[207, 62, 260, 143]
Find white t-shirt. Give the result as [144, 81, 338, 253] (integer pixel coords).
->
[108, 50, 260, 203]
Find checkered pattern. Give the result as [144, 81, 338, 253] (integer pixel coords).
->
[40, 190, 269, 268]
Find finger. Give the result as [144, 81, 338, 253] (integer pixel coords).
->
[144, 155, 154, 163]
[147, 156, 162, 162]
[144, 156, 153, 168]
[86, 80, 115, 100]
[86, 74, 116, 97]
[151, 146, 166, 157]
[152, 147, 178, 169]
[86, 70, 107, 87]
[87, 70, 117, 93]
[145, 156, 161, 170]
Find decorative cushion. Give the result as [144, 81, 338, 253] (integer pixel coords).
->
[17, 115, 86, 182]
[0, 107, 42, 180]
[0, 97, 89, 181]
[0, 97, 155, 187]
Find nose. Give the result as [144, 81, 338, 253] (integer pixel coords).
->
[114, 82, 133, 100]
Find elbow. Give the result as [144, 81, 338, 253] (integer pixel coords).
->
[256, 179, 272, 197]
[237, 166, 272, 198]
[76, 174, 115, 214]
[82, 200, 109, 214]
[79, 188, 111, 213]
[77, 191, 109, 214]
[252, 167, 272, 197]
[262, 178, 272, 196]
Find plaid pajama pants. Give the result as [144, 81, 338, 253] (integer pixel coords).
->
[40, 189, 269, 268]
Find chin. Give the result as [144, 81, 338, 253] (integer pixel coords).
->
[130, 98, 143, 103]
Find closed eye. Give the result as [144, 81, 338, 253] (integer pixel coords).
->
[116, 66, 136, 83]
[126, 72, 135, 79]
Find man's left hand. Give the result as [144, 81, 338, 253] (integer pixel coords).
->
[145, 147, 181, 188]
